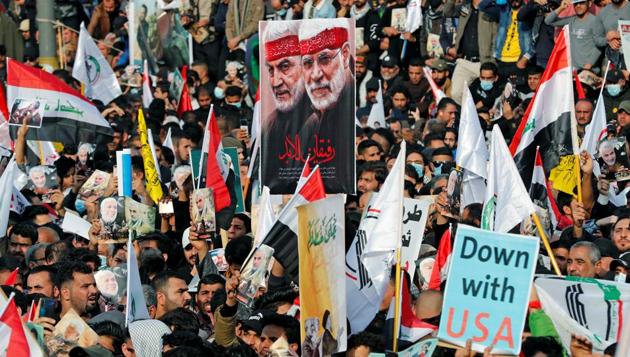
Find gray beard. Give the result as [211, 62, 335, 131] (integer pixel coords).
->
[273, 78, 305, 112]
[306, 57, 347, 111]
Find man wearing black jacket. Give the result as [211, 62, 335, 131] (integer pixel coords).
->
[352, 0, 382, 73]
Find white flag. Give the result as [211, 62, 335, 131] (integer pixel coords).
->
[536, 276, 630, 353]
[9, 186, 30, 214]
[0, 158, 16, 238]
[72, 23, 122, 105]
[457, 86, 488, 209]
[367, 80, 386, 129]
[361, 141, 405, 296]
[125, 237, 150, 326]
[254, 186, 276, 245]
[481, 126, 536, 232]
[162, 127, 174, 152]
[405, 0, 423, 33]
[147, 129, 161, 180]
[457, 86, 488, 178]
[142, 60, 154, 108]
[580, 92, 607, 157]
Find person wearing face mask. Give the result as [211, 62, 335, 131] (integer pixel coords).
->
[218, 85, 253, 129]
[603, 69, 630, 119]
[469, 62, 505, 110]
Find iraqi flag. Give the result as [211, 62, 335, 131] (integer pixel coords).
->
[261, 165, 326, 284]
[198, 105, 231, 211]
[428, 228, 452, 290]
[0, 294, 44, 357]
[509, 25, 579, 189]
[6, 58, 112, 144]
[529, 148, 562, 236]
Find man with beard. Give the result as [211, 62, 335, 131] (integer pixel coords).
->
[261, 21, 312, 193]
[57, 261, 100, 319]
[299, 19, 355, 193]
[195, 274, 225, 335]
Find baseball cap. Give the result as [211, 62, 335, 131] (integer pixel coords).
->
[381, 55, 398, 68]
[182, 227, 191, 248]
[19, 20, 29, 32]
[430, 58, 449, 71]
[610, 253, 630, 272]
[618, 100, 630, 114]
[572, 0, 586, 4]
[241, 310, 273, 335]
[366, 77, 380, 91]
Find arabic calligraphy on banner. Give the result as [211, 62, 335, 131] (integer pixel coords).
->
[259, 18, 356, 195]
[279, 135, 337, 164]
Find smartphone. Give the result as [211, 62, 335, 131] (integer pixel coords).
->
[39, 298, 57, 319]
[240, 119, 249, 137]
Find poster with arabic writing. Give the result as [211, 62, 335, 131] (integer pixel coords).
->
[259, 19, 356, 194]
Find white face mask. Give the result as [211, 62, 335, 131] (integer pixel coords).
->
[615, 272, 627, 283]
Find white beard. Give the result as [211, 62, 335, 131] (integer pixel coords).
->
[306, 56, 347, 111]
[273, 77, 305, 112]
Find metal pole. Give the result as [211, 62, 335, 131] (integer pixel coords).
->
[36, 0, 59, 70]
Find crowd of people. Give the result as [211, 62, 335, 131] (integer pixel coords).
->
[2, 0, 630, 355]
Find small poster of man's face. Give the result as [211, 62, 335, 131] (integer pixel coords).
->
[210, 248, 228, 271]
[78, 170, 111, 199]
[190, 188, 216, 233]
[9, 98, 46, 128]
[391, 8, 407, 32]
[598, 139, 630, 181]
[27, 165, 58, 195]
[94, 269, 119, 299]
[124, 197, 156, 236]
[99, 197, 127, 243]
[237, 245, 275, 306]
[77, 143, 95, 166]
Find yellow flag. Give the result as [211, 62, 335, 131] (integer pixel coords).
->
[549, 155, 577, 197]
[297, 196, 347, 355]
[137, 108, 163, 204]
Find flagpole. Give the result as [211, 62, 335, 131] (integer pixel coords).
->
[392, 247, 402, 352]
[575, 154, 582, 203]
[531, 212, 562, 276]
[189, 148, 197, 189]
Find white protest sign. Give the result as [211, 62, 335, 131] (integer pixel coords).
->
[619, 20, 630, 70]
[400, 196, 434, 281]
[437, 225, 539, 355]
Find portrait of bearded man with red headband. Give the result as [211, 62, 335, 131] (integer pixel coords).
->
[260, 18, 356, 195]
[261, 21, 314, 194]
